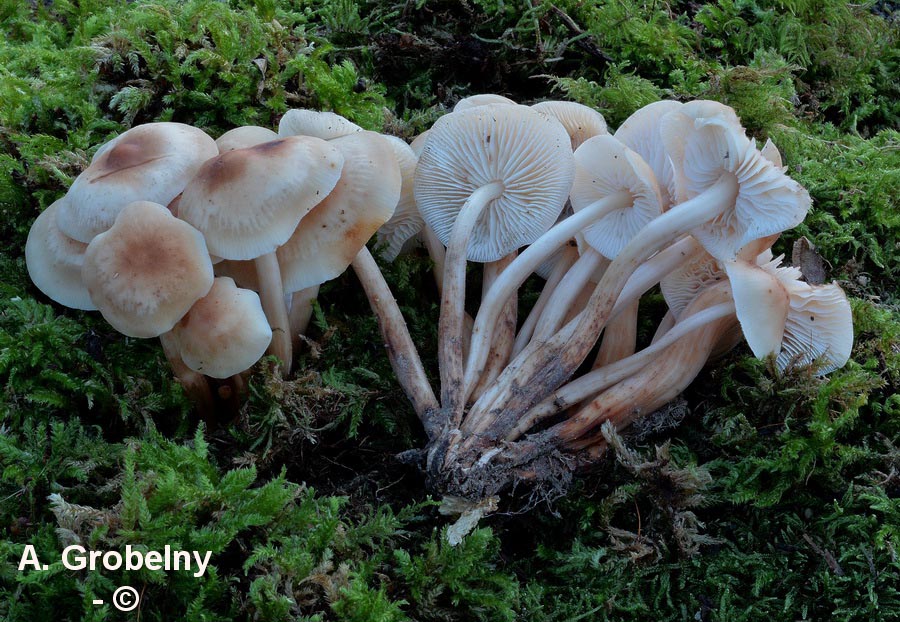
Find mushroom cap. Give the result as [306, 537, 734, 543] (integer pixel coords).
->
[376, 135, 423, 261]
[724, 257, 791, 358]
[278, 131, 401, 292]
[215, 126, 278, 152]
[760, 138, 784, 169]
[57, 122, 218, 243]
[414, 103, 575, 262]
[453, 94, 516, 112]
[278, 109, 363, 140]
[661, 114, 811, 261]
[172, 277, 272, 378]
[82, 201, 214, 338]
[776, 279, 853, 374]
[25, 200, 96, 310]
[570, 134, 663, 259]
[532, 100, 607, 151]
[178, 136, 344, 260]
[614, 100, 683, 209]
[659, 243, 723, 319]
[409, 130, 431, 157]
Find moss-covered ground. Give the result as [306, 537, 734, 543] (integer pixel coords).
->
[1, 1, 898, 620]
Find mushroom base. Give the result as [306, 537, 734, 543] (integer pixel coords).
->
[421, 425, 575, 504]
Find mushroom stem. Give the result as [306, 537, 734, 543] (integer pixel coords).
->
[651, 310, 677, 344]
[531, 248, 607, 343]
[159, 332, 214, 420]
[467, 174, 739, 433]
[255, 252, 292, 377]
[592, 299, 639, 368]
[558, 309, 736, 448]
[466, 236, 701, 436]
[509, 295, 736, 440]
[421, 225, 447, 295]
[469, 253, 517, 403]
[512, 244, 578, 356]
[289, 285, 319, 350]
[461, 192, 631, 405]
[440, 181, 505, 420]
[351, 246, 440, 435]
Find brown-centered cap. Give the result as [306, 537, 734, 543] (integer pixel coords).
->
[25, 200, 96, 310]
[172, 277, 272, 378]
[57, 122, 218, 243]
[178, 136, 344, 260]
[278, 131, 401, 292]
[82, 201, 214, 338]
[414, 104, 575, 262]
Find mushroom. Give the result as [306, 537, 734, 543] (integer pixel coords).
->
[375, 135, 423, 261]
[57, 122, 218, 242]
[532, 100, 608, 150]
[25, 200, 96, 310]
[81, 200, 214, 338]
[215, 125, 278, 152]
[453, 93, 516, 112]
[178, 136, 344, 375]
[277, 108, 363, 140]
[171, 277, 272, 379]
[414, 103, 574, 416]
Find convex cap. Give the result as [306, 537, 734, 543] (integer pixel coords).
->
[57, 122, 217, 242]
[414, 103, 575, 262]
[172, 277, 272, 378]
[278, 109, 362, 140]
[278, 131, 401, 292]
[26, 200, 96, 310]
[82, 201, 214, 338]
[178, 136, 344, 260]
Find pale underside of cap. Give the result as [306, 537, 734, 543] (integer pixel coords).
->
[661, 115, 810, 261]
[57, 122, 218, 243]
[776, 278, 853, 375]
[25, 200, 96, 310]
[570, 134, 663, 259]
[278, 109, 363, 140]
[278, 131, 401, 293]
[614, 99, 683, 209]
[173, 277, 272, 378]
[216, 126, 278, 152]
[377, 135, 424, 261]
[532, 100, 608, 151]
[82, 201, 214, 338]
[660, 248, 725, 319]
[179, 136, 344, 260]
[414, 104, 575, 263]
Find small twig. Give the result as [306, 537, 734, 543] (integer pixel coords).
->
[550, 4, 613, 65]
[802, 533, 845, 576]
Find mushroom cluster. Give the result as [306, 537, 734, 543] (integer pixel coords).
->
[382, 96, 853, 506]
[25, 114, 416, 414]
[26, 97, 853, 511]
